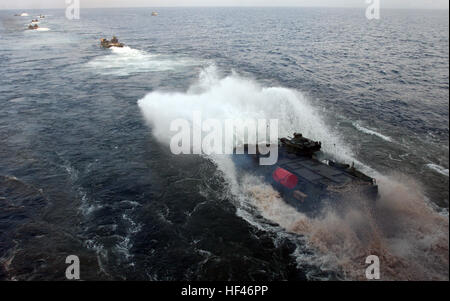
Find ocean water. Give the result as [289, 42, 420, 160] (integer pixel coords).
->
[0, 7, 448, 280]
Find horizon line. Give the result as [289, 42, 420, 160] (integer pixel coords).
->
[1, 5, 449, 11]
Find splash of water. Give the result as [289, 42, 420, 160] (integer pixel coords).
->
[138, 65, 355, 163]
[242, 172, 449, 280]
[138, 65, 449, 280]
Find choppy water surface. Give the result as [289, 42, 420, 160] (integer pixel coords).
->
[0, 8, 448, 280]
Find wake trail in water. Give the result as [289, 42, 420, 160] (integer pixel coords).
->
[426, 163, 449, 177]
[86, 46, 199, 76]
[352, 122, 393, 142]
[138, 65, 449, 280]
[24, 27, 50, 32]
[245, 173, 448, 280]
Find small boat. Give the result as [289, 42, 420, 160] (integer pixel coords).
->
[100, 36, 124, 48]
[28, 24, 39, 30]
[151, 12, 158, 16]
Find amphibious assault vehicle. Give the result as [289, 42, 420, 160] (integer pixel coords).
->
[235, 133, 378, 214]
[100, 36, 124, 48]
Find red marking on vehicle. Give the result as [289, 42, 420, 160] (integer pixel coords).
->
[272, 167, 298, 189]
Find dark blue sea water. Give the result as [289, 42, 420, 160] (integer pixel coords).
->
[0, 7, 448, 280]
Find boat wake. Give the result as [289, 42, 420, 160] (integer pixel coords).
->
[241, 172, 448, 280]
[138, 65, 449, 280]
[58, 158, 143, 279]
[87, 46, 199, 76]
[25, 27, 50, 32]
[426, 163, 449, 177]
[352, 122, 393, 142]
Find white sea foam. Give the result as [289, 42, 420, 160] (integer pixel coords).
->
[115, 213, 142, 261]
[138, 65, 355, 164]
[87, 46, 199, 76]
[26, 27, 50, 32]
[9, 97, 26, 103]
[352, 122, 393, 142]
[426, 163, 449, 177]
